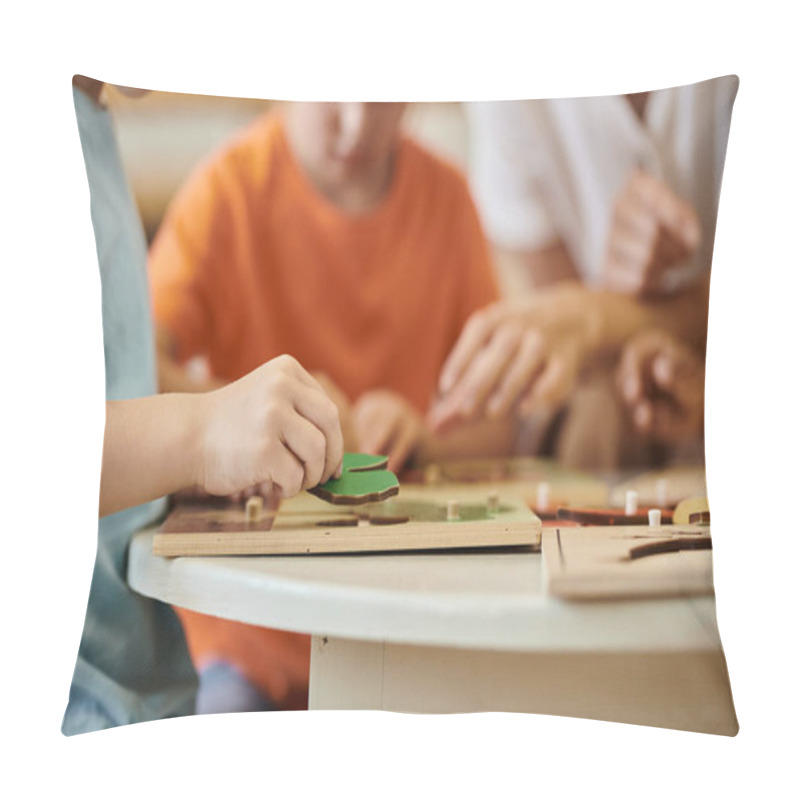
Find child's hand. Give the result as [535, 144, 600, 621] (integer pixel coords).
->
[602, 168, 701, 297]
[429, 284, 595, 431]
[352, 390, 424, 474]
[197, 355, 343, 499]
[616, 330, 705, 443]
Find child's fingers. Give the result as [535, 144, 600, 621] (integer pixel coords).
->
[277, 354, 327, 391]
[267, 445, 306, 499]
[280, 412, 328, 490]
[387, 419, 420, 474]
[292, 384, 344, 482]
[357, 406, 398, 457]
[278, 358, 345, 479]
[235, 482, 279, 507]
[255, 481, 281, 510]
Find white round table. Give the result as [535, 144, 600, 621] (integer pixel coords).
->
[128, 528, 737, 734]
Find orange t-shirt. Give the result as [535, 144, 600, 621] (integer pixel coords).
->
[148, 112, 498, 709]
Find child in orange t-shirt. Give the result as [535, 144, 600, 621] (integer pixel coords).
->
[148, 102, 512, 714]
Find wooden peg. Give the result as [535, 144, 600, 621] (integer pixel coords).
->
[447, 500, 460, 521]
[246, 496, 263, 523]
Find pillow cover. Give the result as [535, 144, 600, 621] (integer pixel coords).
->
[64, 75, 738, 736]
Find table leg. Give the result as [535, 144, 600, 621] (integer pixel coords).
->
[309, 635, 386, 710]
[308, 635, 737, 735]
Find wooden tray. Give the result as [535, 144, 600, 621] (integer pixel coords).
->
[153, 485, 542, 557]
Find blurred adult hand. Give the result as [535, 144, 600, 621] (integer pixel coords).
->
[603, 168, 701, 297]
[429, 283, 598, 431]
[617, 329, 705, 444]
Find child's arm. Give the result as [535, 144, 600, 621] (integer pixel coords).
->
[99, 355, 343, 517]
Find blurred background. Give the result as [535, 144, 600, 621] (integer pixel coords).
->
[106, 87, 469, 242]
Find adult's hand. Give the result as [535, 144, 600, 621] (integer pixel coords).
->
[603, 168, 701, 297]
[429, 283, 598, 431]
[617, 330, 705, 443]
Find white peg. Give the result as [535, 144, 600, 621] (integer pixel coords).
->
[536, 482, 551, 512]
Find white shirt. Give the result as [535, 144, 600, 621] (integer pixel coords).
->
[467, 76, 739, 291]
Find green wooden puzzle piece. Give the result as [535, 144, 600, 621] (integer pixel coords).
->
[308, 452, 399, 505]
[340, 453, 389, 473]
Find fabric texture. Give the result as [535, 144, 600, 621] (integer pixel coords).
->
[148, 111, 498, 708]
[194, 660, 277, 715]
[468, 76, 739, 291]
[62, 87, 197, 735]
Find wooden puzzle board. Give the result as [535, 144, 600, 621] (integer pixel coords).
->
[609, 465, 707, 509]
[404, 456, 609, 509]
[542, 523, 713, 601]
[153, 485, 542, 557]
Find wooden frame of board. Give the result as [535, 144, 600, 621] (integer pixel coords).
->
[153, 485, 542, 557]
